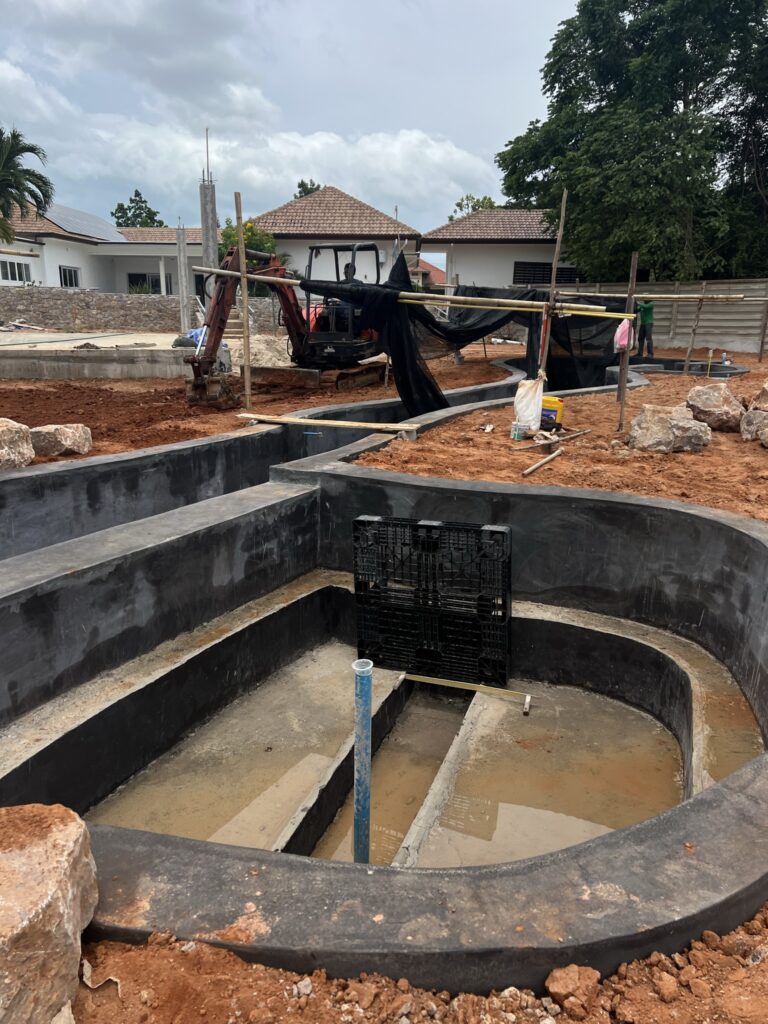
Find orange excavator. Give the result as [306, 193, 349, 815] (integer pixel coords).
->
[185, 243, 387, 407]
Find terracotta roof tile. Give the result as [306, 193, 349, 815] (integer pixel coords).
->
[423, 208, 553, 243]
[117, 227, 216, 243]
[414, 258, 446, 284]
[8, 206, 87, 241]
[250, 186, 419, 239]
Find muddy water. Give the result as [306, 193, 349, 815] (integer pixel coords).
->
[414, 680, 683, 868]
[87, 642, 402, 850]
[312, 691, 467, 865]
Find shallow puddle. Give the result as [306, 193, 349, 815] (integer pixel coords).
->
[414, 679, 683, 868]
[87, 642, 402, 850]
[311, 690, 467, 865]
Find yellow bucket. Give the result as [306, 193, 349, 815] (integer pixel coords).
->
[541, 396, 564, 429]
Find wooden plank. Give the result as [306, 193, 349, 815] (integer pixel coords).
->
[237, 412, 419, 439]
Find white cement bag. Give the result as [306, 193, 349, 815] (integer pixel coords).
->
[514, 377, 544, 431]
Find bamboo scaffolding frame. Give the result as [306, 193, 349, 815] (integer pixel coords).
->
[560, 290, 749, 302]
[192, 265, 622, 319]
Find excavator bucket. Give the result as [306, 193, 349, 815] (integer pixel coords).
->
[185, 372, 240, 410]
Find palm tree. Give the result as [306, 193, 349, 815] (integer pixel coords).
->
[0, 127, 55, 244]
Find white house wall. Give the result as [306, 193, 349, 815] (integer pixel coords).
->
[421, 243, 573, 289]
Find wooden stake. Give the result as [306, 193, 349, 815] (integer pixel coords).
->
[234, 192, 252, 411]
[683, 281, 707, 373]
[522, 447, 564, 476]
[538, 188, 568, 372]
[759, 282, 768, 363]
[617, 251, 639, 432]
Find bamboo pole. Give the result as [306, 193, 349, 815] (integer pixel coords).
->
[538, 189, 568, 371]
[683, 281, 707, 373]
[669, 281, 681, 339]
[559, 290, 746, 301]
[0, 247, 40, 258]
[237, 412, 419, 439]
[522, 447, 564, 476]
[192, 265, 614, 317]
[617, 251, 639, 432]
[234, 193, 252, 410]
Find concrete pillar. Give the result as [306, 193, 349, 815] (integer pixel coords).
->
[199, 180, 218, 309]
[176, 226, 191, 335]
[159, 255, 167, 295]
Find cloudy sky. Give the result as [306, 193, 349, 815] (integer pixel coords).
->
[0, 0, 575, 233]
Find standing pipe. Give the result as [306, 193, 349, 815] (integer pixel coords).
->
[353, 658, 373, 864]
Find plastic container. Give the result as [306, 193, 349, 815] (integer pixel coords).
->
[510, 421, 527, 440]
[541, 396, 564, 429]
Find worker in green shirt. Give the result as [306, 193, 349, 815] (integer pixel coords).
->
[636, 300, 655, 358]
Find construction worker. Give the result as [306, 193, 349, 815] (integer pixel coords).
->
[636, 299, 655, 358]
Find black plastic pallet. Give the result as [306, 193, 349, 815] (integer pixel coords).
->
[354, 516, 511, 687]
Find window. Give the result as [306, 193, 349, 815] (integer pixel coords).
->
[59, 266, 81, 288]
[512, 261, 579, 285]
[0, 261, 31, 283]
[127, 272, 172, 295]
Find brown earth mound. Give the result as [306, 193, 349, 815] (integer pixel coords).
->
[74, 905, 768, 1024]
[358, 361, 768, 524]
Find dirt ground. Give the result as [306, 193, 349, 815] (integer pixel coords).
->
[358, 349, 768, 524]
[0, 344, 508, 460]
[74, 905, 768, 1024]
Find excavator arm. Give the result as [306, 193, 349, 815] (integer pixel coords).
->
[186, 247, 310, 407]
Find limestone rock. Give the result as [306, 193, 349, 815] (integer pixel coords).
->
[750, 383, 768, 412]
[759, 428, 768, 449]
[545, 964, 601, 1012]
[0, 804, 98, 1023]
[628, 404, 711, 453]
[0, 417, 35, 470]
[740, 409, 768, 441]
[29, 423, 92, 457]
[686, 383, 744, 431]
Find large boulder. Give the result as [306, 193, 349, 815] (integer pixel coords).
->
[760, 428, 768, 448]
[0, 804, 98, 1023]
[29, 424, 92, 457]
[686, 383, 744, 431]
[629, 404, 712, 453]
[0, 418, 35, 470]
[749, 383, 768, 412]
[740, 409, 768, 441]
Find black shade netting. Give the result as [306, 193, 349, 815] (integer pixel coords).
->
[300, 254, 630, 416]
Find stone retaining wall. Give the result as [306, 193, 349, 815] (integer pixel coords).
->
[0, 288, 197, 333]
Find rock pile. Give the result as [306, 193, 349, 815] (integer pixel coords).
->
[628, 404, 712, 453]
[0, 804, 98, 1024]
[0, 418, 91, 469]
[686, 382, 744, 431]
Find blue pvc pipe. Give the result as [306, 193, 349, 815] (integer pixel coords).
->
[353, 658, 373, 864]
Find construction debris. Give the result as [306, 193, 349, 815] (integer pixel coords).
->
[686, 382, 744, 431]
[629, 404, 712, 453]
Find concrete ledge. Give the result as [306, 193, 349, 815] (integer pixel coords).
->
[0, 480, 319, 725]
[0, 347, 192, 379]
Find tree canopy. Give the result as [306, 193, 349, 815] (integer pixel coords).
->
[496, 0, 768, 280]
[294, 179, 322, 198]
[0, 127, 54, 244]
[111, 189, 166, 227]
[447, 194, 496, 222]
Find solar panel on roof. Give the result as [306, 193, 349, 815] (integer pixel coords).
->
[46, 204, 126, 242]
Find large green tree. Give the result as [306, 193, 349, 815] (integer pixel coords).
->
[496, 0, 767, 280]
[111, 189, 166, 227]
[0, 127, 55, 244]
